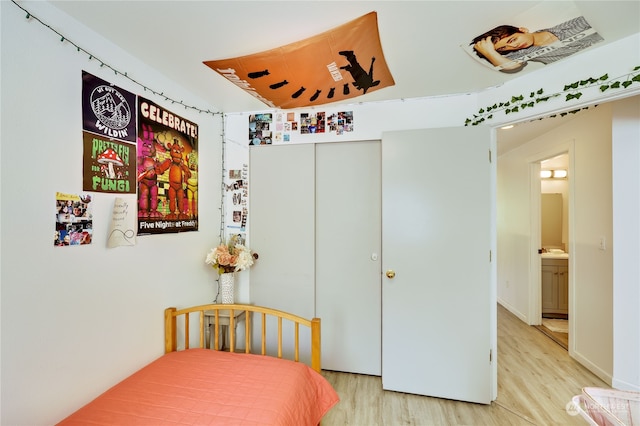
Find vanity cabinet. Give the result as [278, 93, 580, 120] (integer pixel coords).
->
[542, 258, 568, 315]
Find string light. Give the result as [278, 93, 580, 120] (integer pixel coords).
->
[12, 0, 222, 117]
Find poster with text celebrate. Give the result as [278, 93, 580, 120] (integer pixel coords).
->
[82, 71, 137, 194]
[137, 97, 199, 235]
[204, 12, 395, 109]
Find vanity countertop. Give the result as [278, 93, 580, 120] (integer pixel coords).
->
[541, 252, 569, 259]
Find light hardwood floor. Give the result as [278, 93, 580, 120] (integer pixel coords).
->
[321, 304, 607, 425]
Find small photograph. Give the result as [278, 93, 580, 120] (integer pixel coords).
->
[249, 113, 273, 145]
[300, 112, 326, 134]
[55, 192, 93, 247]
[337, 111, 354, 133]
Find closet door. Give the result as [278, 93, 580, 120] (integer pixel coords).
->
[316, 141, 382, 375]
[249, 144, 315, 319]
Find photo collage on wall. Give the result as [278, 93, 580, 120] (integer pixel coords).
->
[54, 192, 93, 247]
[249, 113, 273, 145]
[248, 110, 354, 145]
[225, 164, 248, 244]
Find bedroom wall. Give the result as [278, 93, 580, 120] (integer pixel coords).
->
[2, 2, 639, 425]
[1, 2, 223, 425]
[611, 96, 640, 392]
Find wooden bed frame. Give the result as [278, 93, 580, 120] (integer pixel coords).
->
[164, 303, 322, 372]
[58, 304, 336, 425]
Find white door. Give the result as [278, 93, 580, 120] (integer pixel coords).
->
[381, 127, 495, 404]
[316, 141, 381, 375]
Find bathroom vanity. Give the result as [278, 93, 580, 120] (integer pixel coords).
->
[541, 253, 569, 317]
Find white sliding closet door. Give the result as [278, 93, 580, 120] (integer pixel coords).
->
[249, 141, 381, 374]
[249, 144, 315, 319]
[316, 141, 381, 375]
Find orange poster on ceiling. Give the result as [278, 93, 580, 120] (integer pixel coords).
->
[203, 11, 395, 109]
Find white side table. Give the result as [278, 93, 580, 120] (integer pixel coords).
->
[204, 309, 247, 351]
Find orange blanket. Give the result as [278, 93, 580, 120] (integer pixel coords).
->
[58, 349, 339, 425]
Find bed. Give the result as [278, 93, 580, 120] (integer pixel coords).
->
[57, 304, 339, 425]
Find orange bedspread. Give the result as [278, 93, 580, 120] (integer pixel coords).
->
[58, 348, 339, 425]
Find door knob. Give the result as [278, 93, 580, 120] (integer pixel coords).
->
[386, 269, 396, 279]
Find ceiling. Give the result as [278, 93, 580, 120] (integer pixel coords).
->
[42, 0, 639, 148]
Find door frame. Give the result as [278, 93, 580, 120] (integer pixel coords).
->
[526, 140, 576, 353]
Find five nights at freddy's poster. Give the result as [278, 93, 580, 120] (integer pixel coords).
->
[136, 97, 199, 235]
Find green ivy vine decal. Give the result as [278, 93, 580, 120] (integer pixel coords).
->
[465, 66, 640, 126]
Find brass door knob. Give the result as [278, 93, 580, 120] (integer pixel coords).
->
[386, 270, 396, 279]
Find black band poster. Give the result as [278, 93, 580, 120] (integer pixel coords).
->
[136, 97, 199, 235]
[82, 71, 137, 193]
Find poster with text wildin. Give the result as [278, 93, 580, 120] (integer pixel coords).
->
[82, 71, 137, 194]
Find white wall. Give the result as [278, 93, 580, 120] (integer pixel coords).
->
[612, 96, 640, 392]
[1, 2, 223, 424]
[2, 2, 639, 425]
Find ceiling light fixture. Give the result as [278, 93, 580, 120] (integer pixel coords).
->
[540, 169, 568, 179]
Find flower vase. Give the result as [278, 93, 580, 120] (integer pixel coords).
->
[219, 272, 235, 304]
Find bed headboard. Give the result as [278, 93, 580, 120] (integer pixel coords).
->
[164, 304, 322, 372]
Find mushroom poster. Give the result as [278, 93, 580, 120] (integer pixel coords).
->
[82, 71, 137, 194]
[136, 97, 199, 235]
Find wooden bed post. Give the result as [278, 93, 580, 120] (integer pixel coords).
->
[311, 318, 321, 373]
[165, 307, 177, 353]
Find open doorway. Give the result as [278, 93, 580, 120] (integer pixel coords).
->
[537, 153, 570, 350]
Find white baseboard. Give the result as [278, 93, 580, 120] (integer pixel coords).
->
[572, 350, 613, 386]
[497, 298, 528, 323]
[612, 377, 640, 392]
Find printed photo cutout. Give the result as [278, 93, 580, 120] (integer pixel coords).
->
[462, 1, 603, 74]
[204, 11, 395, 109]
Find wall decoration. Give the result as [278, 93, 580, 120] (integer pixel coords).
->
[82, 71, 137, 193]
[137, 97, 199, 235]
[300, 112, 326, 134]
[462, 2, 603, 74]
[328, 111, 354, 135]
[225, 164, 248, 235]
[107, 196, 136, 248]
[54, 192, 93, 247]
[204, 11, 395, 109]
[465, 66, 640, 126]
[249, 109, 354, 144]
[249, 113, 273, 145]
